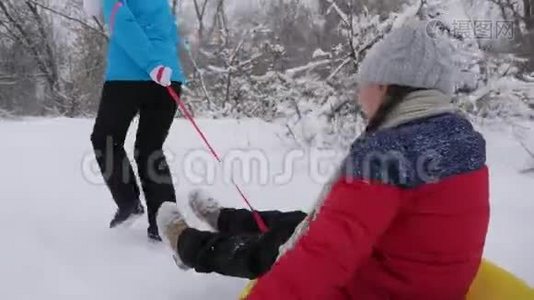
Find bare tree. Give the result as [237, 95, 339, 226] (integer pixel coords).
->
[193, 0, 210, 42]
[0, 0, 74, 114]
[26, 0, 106, 39]
[0, 0, 108, 116]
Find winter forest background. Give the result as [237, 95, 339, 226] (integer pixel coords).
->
[2, 2, 534, 295]
[1, 0, 534, 152]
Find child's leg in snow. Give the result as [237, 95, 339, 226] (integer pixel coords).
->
[189, 190, 306, 233]
[217, 209, 307, 234]
[178, 214, 305, 279]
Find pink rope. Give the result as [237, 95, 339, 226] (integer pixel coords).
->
[167, 87, 269, 233]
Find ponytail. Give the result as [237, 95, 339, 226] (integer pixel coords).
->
[365, 85, 423, 133]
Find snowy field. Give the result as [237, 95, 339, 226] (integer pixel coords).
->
[0, 117, 533, 299]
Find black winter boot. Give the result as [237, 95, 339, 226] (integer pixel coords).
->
[147, 225, 162, 242]
[109, 202, 145, 228]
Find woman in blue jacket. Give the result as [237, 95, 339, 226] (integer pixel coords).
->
[87, 0, 185, 241]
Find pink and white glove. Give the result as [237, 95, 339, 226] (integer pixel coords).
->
[150, 65, 173, 87]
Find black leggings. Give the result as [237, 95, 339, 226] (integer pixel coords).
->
[178, 209, 307, 279]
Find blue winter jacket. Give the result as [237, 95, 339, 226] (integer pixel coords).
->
[102, 0, 185, 82]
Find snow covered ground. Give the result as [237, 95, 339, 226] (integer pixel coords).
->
[0, 117, 533, 299]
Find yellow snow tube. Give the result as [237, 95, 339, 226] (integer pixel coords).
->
[239, 261, 534, 300]
[239, 280, 256, 300]
[467, 260, 534, 300]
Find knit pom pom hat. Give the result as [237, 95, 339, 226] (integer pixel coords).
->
[357, 20, 457, 95]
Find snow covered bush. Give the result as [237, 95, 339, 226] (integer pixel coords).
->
[411, 0, 534, 123]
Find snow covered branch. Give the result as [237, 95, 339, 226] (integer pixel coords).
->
[25, 0, 107, 39]
[0, 74, 16, 86]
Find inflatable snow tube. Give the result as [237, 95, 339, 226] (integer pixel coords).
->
[467, 259, 534, 300]
[239, 280, 256, 300]
[239, 260, 534, 299]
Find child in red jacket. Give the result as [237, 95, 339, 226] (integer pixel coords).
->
[157, 20, 490, 299]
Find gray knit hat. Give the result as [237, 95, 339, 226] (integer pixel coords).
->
[357, 20, 457, 95]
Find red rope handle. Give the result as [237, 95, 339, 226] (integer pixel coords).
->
[166, 87, 269, 233]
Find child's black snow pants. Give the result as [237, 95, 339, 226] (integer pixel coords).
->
[91, 81, 180, 231]
[178, 209, 307, 279]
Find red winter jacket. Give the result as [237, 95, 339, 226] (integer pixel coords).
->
[247, 114, 490, 300]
